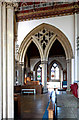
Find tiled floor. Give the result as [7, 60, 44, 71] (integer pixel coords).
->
[56, 91, 79, 120]
[20, 92, 50, 119]
[16, 90, 79, 120]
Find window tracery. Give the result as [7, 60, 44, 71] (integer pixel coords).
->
[34, 28, 54, 50]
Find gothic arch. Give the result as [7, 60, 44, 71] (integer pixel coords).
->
[18, 23, 73, 62]
[33, 61, 41, 71]
[44, 26, 73, 60]
[18, 36, 43, 62]
[49, 60, 63, 70]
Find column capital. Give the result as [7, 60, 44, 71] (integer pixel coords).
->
[2, 2, 7, 6]
[0, 2, 2, 6]
[66, 59, 71, 63]
[41, 61, 48, 64]
[6, 2, 18, 10]
[19, 62, 24, 67]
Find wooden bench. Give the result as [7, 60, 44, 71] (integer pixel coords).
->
[21, 88, 36, 95]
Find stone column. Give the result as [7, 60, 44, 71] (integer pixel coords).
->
[77, 14, 79, 81]
[66, 59, 71, 91]
[48, 66, 51, 81]
[78, 82, 79, 98]
[2, 2, 7, 118]
[14, 34, 18, 60]
[61, 70, 63, 89]
[21, 63, 24, 85]
[0, 2, 2, 119]
[59, 68, 62, 89]
[71, 58, 75, 84]
[6, 3, 14, 118]
[74, 13, 77, 81]
[41, 61, 48, 93]
[33, 71, 35, 81]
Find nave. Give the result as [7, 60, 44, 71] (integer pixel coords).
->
[15, 90, 79, 120]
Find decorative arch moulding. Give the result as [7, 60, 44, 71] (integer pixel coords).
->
[18, 23, 73, 63]
[15, 2, 79, 22]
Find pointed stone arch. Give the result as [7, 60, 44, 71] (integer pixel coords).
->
[18, 23, 73, 63]
[18, 35, 43, 62]
[43, 24, 73, 60]
[33, 60, 41, 71]
[49, 60, 63, 70]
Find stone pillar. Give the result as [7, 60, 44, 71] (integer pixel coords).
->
[59, 68, 62, 89]
[77, 14, 79, 81]
[41, 61, 48, 93]
[60, 69, 63, 89]
[6, 3, 14, 118]
[14, 34, 18, 60]
[21, 63, 24, 85]
[66, 59, 71, 91]
[71, 58, 75, 84]
[49, 66, 51, 81]
[2, 2, 7, 118]
[78, 82, 79, 98]
[74, 13, 77, 81]
[33, 71, 35, 81]
[0, 2, 2, 119]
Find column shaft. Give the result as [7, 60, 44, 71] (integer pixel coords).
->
[61, 70, 63, 89]
[77, 14, 79, 81]
[41, 61, 48, 93]
[71, 58, 75, 84]
[22, 65, 24, 85]
[7, 5, 14, 118]
[67, 59, 71, 91]
[0, 2, 2, 119]
[2, 3, 7, 118]
[74, 13, 77, 81]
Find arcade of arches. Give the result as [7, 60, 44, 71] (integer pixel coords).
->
[0, 1, 79, 119]
[17, 23, 73, 92]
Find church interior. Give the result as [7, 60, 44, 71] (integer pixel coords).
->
[0, 1, 79, 119]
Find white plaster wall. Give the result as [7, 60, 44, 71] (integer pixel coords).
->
[18, 15, 74, 53]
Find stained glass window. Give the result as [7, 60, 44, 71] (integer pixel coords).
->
[37, 65, 42, 82]
[51, 63, 59, 80]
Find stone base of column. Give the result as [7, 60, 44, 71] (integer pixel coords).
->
[77, 82, 79, 98]
[66, 88, 71, 94]
[43, 87, 48, 94]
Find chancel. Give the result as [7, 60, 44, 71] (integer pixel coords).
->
[0, 1, 79, 119]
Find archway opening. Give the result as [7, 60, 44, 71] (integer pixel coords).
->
[48, 39, 66, 57]
[24, 41, 41, 84]
[47, 39, 67, 90]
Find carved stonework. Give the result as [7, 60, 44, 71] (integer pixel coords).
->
[66, 59, 71, 63]
[41, 61, 48, 64]
[0, 2, 2, 6]
[6, 2, 18, 10]
[34, 28, 54, 50]
[2, 2, 7, 6]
